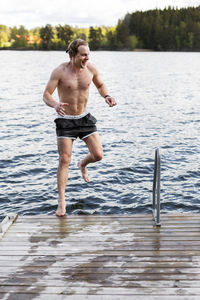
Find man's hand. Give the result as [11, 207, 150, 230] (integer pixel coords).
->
[55, 102, 69, 117]
[105, 96, 117, 107]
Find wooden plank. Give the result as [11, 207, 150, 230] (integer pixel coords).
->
[3, 231, 200, 239]
[0, 250, 200, 256]
[1, 260, 200, 268]
[8, 218, 200, 226]
[0, 239, 200, 250]
[18, 213, 200, 218]
[14, 219, 200, 225]
[5, 219, 200, 227]
[0, 254, 199, 262]
[0, 294, 199, 300]
[5, 227, 200, 234]
[3, 236, 200, 243]
[18, 214, 156, 219]
[1, 285, 200, 295]
[1, 244, 200, 251]
[1, 279, 200, 288]
[2, 272, 200, 281]
[2, 235, 200, 243]
[6, 218, 200, 227]
[2, 266, 200, 275]
[16, 216, 200, 222]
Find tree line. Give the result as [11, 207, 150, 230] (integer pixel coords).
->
[0, 6, 199, 51]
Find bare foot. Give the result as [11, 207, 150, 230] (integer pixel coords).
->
[77, 161, 89, 182]
[56, 202, 66, 217]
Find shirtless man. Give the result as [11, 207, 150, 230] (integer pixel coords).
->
[43, 39, 117, 217]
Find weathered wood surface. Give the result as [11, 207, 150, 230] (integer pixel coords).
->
[0, 214, 200, 299]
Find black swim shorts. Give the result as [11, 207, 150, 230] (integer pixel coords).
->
[54, 112, 97, 140]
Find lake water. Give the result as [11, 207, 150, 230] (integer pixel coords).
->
[0, 50, 200, 219]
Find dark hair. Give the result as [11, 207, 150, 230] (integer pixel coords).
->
[66, 39, 88, 57]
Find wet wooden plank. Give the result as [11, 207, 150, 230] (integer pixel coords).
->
[8, 216, 200, 224]
[18, 213, 200, 218]
[1, 254, 200, 263]
[0, 295, 199, 300]
[14, 218, 200, 225]
[5, 227, 200, 234]
[1, 245, 200, 251]
[2, 260, 200, 268]
[1, 250, 200, 257]
[1, 279, 200, 288]
[2, 236, 200, 243]
[3, 230, 200, 237]
[1, 285, 200, 295]
[1, 214, 200, 299]
[2, 272, 200, 281]
[2, 266, 200, 276]
[2, 240, 200, 246]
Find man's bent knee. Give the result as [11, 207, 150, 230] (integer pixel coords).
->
[92, 151, 103, 162]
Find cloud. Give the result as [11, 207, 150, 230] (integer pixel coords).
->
[0, 0, 199, 29]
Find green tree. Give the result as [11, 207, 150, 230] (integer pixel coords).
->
[116, 20, 129, 48]
[56, 24, 74, 48]
[9, 25, 29, 48]
[10, 26, 18, 42]
[105, 29, 118, 49]
[122, 6, 200, 51]
[0, 25, 9, 47]
[73, 27, 89, 41]
[89, 27, 103, 50]
[39, 24, 54, 49]
[18, 25, 28, 36]
[187, 32, 194, 49]
[126, 35, 138, 50]
[29, 27, 41, 49]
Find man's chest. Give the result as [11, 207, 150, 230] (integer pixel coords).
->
[59, 71, 93, 91]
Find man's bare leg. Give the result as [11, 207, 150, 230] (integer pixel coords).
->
[77, 133, 103, 182]
[56, 138, 73, 216]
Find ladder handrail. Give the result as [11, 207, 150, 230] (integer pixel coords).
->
[0, 213, 18, 240]
[152, 148, 161, 226]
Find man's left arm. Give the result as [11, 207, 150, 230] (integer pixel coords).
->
[92, 67, 117, 107]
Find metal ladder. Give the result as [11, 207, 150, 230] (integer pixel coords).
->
[152, 148, 161, 226]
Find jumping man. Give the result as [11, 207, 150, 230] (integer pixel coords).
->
[43, 39, 117, 217]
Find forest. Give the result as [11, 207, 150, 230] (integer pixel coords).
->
[0, 6, 200, 51]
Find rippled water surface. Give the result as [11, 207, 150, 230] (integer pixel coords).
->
[0, 50, 200, 218]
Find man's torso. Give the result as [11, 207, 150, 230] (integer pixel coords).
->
[57, 62, 94, 115]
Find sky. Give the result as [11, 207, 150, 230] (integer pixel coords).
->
[1, 0, 200, 29]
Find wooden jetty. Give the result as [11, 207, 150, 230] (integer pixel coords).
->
[1, 213, 200, 299]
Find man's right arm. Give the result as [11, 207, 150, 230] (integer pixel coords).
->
[43, 68, 68, 117]
[43, 68, 60, 109]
